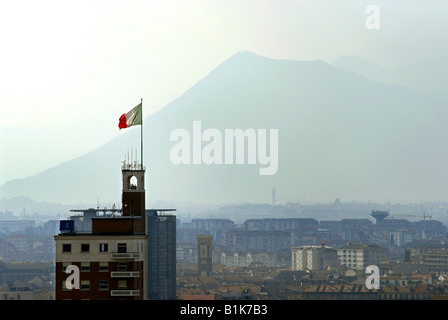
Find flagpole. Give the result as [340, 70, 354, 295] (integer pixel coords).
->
[141, 97, 143, 170]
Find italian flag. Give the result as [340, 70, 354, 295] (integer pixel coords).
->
[118, 102, 142, 130]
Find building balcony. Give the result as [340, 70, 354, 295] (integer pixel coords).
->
[110, 252, 141, 260]
[110, 290, 140, 297]
[111, 271, 140, 278]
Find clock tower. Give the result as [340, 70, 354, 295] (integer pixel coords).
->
[119, 154, 146, 234]
[121, 160, 145, 218]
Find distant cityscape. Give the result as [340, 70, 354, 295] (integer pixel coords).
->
[1, 197, 448, 300]
[1, 0, 446, 307]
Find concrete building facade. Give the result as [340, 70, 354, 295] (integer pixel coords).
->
[337, 243, 388, 269]
[292, 245, 338, 271]
[418, 249, 448, 273]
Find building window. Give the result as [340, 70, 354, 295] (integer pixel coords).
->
[117, 280, 127, 290]
[117, 243, 127, 253]
[81, 262, 90, 272]
[62, 244, 72, 253]
[99, 243, 108, 252]
[81, 280, 90, 290]
[62, 262, 71, 272]
[81, 244, 90, 252]
[99, 262, 109, 272]
[99, 281, 109, 290]
[117, 263, 127, 271]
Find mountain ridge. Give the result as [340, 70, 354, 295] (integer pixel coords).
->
[333, 55, 448, 93]
[1, 51, 447, 205]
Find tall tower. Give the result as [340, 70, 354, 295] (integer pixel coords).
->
[54, 155, 148, 300]
[370, 210, 389, 224]
[121, 160, 145, 219]
[197, 235, 213, 276]
[146, 209, 177, 300]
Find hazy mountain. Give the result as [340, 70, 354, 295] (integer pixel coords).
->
[1, 51, 447, 206]
[333, 56, 448, 93]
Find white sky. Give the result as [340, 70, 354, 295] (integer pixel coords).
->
[0, 0, 447, 185]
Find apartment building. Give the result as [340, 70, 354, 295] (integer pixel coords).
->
[224, 230, 290, 252]
[390, 231, 413, 247]
[418, 249, 448, 273]
[54, 159, 148, 300]
[291, 245, 338, 271]
[337, 243, 388, 269]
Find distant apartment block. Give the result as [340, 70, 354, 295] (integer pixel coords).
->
[221, 251, 286, 268]
[191, 219, 235, 231]
[418, 249, 448, 273]
[292, 245, 338, 271]
[337, 243, 388, 269]
[177, 246, 193, 263]
[390, 231, 413, 247]
[224, 230, 290, 252]
[339, 219, 373, 228]
[42, 220, 60, 235]
[190, 219, 234, 245]
[0, 262, 54, 285]
[243, 218, 318, 231]
[0, 282, 50, 300]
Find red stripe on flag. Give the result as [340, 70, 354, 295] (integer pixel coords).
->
[118, 113, 127, 129]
